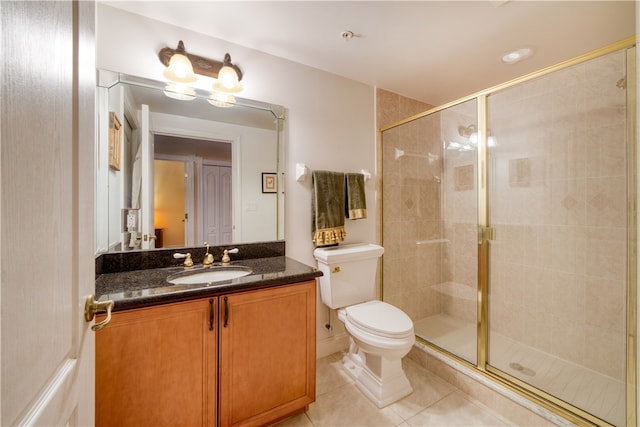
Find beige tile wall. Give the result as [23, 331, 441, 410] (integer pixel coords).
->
[379, 92, 479, 325]
[378, 92, 444, 321]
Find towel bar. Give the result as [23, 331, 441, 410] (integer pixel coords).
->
[295, 163, 372, 182]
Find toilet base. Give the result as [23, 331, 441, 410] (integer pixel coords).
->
[342, 348, 413, 408]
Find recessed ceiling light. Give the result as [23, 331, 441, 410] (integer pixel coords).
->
[501, 47, 534, 64]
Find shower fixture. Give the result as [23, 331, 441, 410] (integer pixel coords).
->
[458, 124, 477, 139]
[448, 124, 496, 151]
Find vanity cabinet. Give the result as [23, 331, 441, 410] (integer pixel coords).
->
[96, 298, 217, 427]
[96, 280, 316, 427]
[219, 281, 316, 426]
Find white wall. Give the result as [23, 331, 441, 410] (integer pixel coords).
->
[97, 4, 377, 357]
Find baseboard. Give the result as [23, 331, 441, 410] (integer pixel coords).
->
[316, 332, 349, 359]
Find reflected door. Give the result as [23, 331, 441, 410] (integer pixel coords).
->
[203, 165, 232, 245]
[141, 104, 156, 249]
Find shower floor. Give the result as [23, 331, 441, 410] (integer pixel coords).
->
[414, 313, 625, 426]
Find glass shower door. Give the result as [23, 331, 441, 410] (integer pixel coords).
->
[486, 49, 629, 426]
[381, 99, 478, 364]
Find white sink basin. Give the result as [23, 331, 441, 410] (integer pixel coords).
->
[167, 266, 252, 285]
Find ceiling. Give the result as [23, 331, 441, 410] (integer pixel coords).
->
[103, 1, 635, 106]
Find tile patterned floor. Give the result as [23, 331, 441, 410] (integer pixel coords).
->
[273, 352, 514, 427]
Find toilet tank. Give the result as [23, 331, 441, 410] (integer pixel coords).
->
[313, 243, 384, 309]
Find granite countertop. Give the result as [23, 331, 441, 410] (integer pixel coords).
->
[96, 256, 322, 311]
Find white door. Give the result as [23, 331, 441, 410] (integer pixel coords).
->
[141, 104, 156, 249]
[203, 165, 233, 245]
[203, 165, 222, 245]
[220, 166, 233, 244]
[1, 1, 96, 425]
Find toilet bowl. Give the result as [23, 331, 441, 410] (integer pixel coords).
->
[338, 300, 415, 407]
[313, 244, 415, 408]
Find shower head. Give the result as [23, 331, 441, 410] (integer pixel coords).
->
[394, 148, 405, 160]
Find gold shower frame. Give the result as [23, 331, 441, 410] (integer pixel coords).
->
[378, 36, 637, 427]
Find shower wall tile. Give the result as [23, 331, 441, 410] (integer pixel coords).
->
[487, 49, 628, 383]
[378, 89, 439, 322]
[585, 323, 626, 379]
[376, 89, 433, 130]
[585, 276, 626, 331]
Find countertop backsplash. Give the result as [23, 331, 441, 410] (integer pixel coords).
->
[96, 241, 285, 275]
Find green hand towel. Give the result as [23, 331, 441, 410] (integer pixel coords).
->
[345, 172, 367, 219]
[312, 170, 347, 246]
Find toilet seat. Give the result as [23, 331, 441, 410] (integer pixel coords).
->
[344, 300, 414, 339]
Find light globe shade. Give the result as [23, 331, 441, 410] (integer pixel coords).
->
[163, 53, 197, 83]
[164, 83, 196, 101]
[213, 65, 243, 93]
[208, 91, 236, 108]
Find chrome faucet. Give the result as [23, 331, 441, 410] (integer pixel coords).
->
[221, 248, 239, 265]
[202, 242, 214, 267]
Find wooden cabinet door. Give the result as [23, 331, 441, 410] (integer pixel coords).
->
[219, 281, 316, 427]
[96, 298, 217, 427]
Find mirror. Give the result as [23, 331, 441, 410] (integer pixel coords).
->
[96, 70, 285, 254]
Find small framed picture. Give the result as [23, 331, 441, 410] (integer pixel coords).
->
[262, 172, 277, 193]
[108, 112, 122, 170]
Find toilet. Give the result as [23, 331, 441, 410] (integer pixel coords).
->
[313, 243, 415, 408]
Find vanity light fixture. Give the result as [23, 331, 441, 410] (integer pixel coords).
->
[158, 40, 244, 103]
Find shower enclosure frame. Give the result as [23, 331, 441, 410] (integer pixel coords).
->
[378, 37, 637, 426]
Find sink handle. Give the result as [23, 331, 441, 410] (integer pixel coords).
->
[173, 252, 193, 268]
[221, 248, 239, 265]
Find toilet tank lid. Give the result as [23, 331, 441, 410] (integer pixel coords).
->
[313, 243, 384, 263]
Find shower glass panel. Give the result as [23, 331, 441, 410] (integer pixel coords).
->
[382, 99, 478, 364]
[486, 49, 628, 426]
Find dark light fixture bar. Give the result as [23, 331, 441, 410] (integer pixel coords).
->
[158, 40, 243, 81]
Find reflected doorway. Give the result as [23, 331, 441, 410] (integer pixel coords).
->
[154, 135, 232, 248]
[154, 159, 186, 248]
